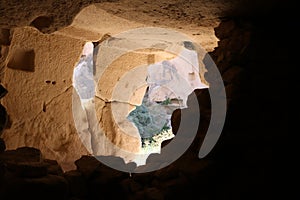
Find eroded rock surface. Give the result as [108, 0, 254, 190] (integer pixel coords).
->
[1, 27, 89, 170]
[1, 4, 216, 170]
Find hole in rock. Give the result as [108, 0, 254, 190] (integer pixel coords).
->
[72, 42, 95, 156]
[126, 42, 208, 156]
[30, 16, 54, 31]
[42, 102, 46, 112]
[7, 49, 35, 72]
[73, 42, 95, 101]
[0, 28, 11, 45]
[72, 39, 208, 167]
[127, 87, 175, 153]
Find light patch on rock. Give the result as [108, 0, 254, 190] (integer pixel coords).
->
[73, 38, 208, 166]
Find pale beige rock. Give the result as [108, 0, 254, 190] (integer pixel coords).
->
[1, 27, 89, 170]
[147, 47, 209, 107]
[92, 50, 177, 161]
[0, 0, 119, 33]
[1, 4, 214, 170]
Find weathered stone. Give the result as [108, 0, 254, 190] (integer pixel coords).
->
[0, 174, 68, 200]
[180, 159, 212, 180]
[0, 104, 8, 135]
[216, 61, 231, 73]
[132, 173, 154, 185]
[215, 20, 236, 39]
[0, 138, 5, 152]
[88, 161, 127, 199]
[0, 147, 49, 178]
[30, 16, 54, 32]
[0, 160, 5, 181]
[63, 170, 87, 198]
[0, 84, 8, 99]
[92, 158, 127, 182]
[74, 155, 100, 178]
[154, 165, 179, 181]
[0, 147, 42, 163]
[225, 83, 240, 100]
[222, 66, 243, 84]
[90, 49, 176, 163]
[163, 174, 189, 191]
[217, 38, 231, 55]
[0, 1, 123, 34]
[1, 27, 89, 171]
[7, 48, 35, 72]
[0, 45, 9, 81]
[1, 3, 216, 171]
[121, 178, 143, 193]
[0, 29, 10, 45]
[144, 187, 164, 200]
[44, 159, 63, 176]
[6, 161, 48, 178]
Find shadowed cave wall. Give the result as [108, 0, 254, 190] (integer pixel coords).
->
[0, 0, 293, 199]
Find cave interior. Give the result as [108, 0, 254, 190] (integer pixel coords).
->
[0, 0, 293, 199]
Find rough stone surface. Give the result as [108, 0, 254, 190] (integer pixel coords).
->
[44, 159, 64, 176]
[1, 27, 89, 171]
[0, 0, 118, 33]
[0, 44, 9, 81]
[74, 155, 100, 178]
[0, 84, 8, 99]
[0, 0, 287, 199]
[0, 174, 68, 200]
[0, 0, 235, 51]
[63, 170, 87, 198]
[0, 29, 11, 46]
[0, 160, 4, 181]
[0, 16, 281, 199]
[0, 147, 42, 163]
[0, 0, 288, 200]
[0, 104, 7, 136]
[1, 3, 215, 170]
[0, 138, 5, 152]
[5, 161, 49, 178]
[0, 147, 50, 178]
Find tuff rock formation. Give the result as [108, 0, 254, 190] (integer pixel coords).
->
[0, 3, 213, 170]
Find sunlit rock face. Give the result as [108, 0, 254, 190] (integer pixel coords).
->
[73, 42, 95, 100]
[147, 44, 208, 108]
[127, 43, 208, 154]
[73, 46, 178, 165]
[0, 4, 216, 170]
[72, 29, 209, 166]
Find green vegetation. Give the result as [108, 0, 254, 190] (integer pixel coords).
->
[127, 96, 172, 148]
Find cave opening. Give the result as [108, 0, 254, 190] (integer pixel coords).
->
[1, 4, 219, 171]
[72, 38, 209, 164]
[73, 42, 95, 102]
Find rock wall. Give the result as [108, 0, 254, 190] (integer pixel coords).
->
[1, 27, 88, 170]
[0, 0, 288, 196]
[0, 4, 216, 170]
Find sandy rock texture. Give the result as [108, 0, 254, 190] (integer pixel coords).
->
[0, 0, 287, 198]
[0, 5, 148, 171]
[1, 27, 89, 170]
[0, 0, 118, 33]
[0, 2, 217, 171]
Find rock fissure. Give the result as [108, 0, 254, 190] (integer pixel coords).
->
[31, 85, 73, 123]
[95, 95, 140, 107]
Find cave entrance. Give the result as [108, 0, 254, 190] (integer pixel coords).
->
[72, 37, 208, 166]
[73, 42, 95, 102]
[127, 86, 175, 153]
[127, 41, 208, 156]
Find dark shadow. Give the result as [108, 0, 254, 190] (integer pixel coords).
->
[7, 49, 35, 72]
[30, 16, 54, 32]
